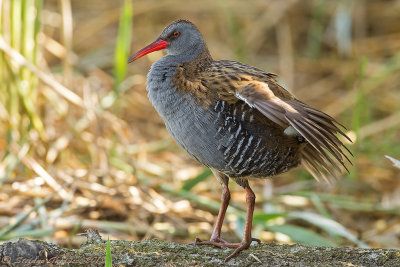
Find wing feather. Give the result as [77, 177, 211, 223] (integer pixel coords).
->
[234, 80, 351, 180]
[196, 60, 352, 181]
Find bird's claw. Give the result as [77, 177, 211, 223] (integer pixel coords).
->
[193, 236, 261, 262]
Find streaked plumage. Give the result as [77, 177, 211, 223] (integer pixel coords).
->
[172, 51, 351, 183]
[128, 19, 352, 262]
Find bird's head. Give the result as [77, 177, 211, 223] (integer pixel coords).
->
[128, 19, 204, 63]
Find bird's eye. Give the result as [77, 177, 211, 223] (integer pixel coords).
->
[173, 31, 180, 38]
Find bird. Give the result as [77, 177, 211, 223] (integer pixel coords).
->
[128, 19, 352, 262]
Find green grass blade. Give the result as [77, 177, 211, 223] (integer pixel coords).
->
[10, 0, 21, 50]
[101, 0, 132, 109]
[7, 0, 22, 128]
[109, 156, 134, 174]
[113, 0, 132, 93]
[181, 168, 212, 191]
[33, 0, 43, 63]
[0, 228, 55, 240]
[264, 224, 335, 247]
[21, 0, 35, 61]
[21, 0, 40, 118]
[309, 193, 331, 218]
[252, 212, 287, 223]
[288, 211, 368, 247]
[105, 236, 112, 267]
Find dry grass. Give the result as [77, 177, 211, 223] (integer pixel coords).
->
[0, 0, 399, 249]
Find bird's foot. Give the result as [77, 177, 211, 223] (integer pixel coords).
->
[192, 237, 228, 246]
[193, 237, 261, 262]
[224, 240, 253, 262]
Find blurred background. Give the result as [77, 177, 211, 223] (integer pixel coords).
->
[0, 0, 399, 249]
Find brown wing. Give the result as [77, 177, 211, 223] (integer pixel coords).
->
[198, 60, 352, 181]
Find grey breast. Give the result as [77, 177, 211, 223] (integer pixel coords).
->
[146, 59, 227, 170]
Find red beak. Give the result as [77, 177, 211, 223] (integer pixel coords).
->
[127, 39, 170, 63]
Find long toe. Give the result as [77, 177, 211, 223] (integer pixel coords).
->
[224, 241, 251, 262]
[193, 237, 241, 248]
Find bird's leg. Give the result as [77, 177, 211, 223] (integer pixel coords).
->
[195, 173, 230, 245]
[194, 180, 261, 262]
[224, 185, 261, 262]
